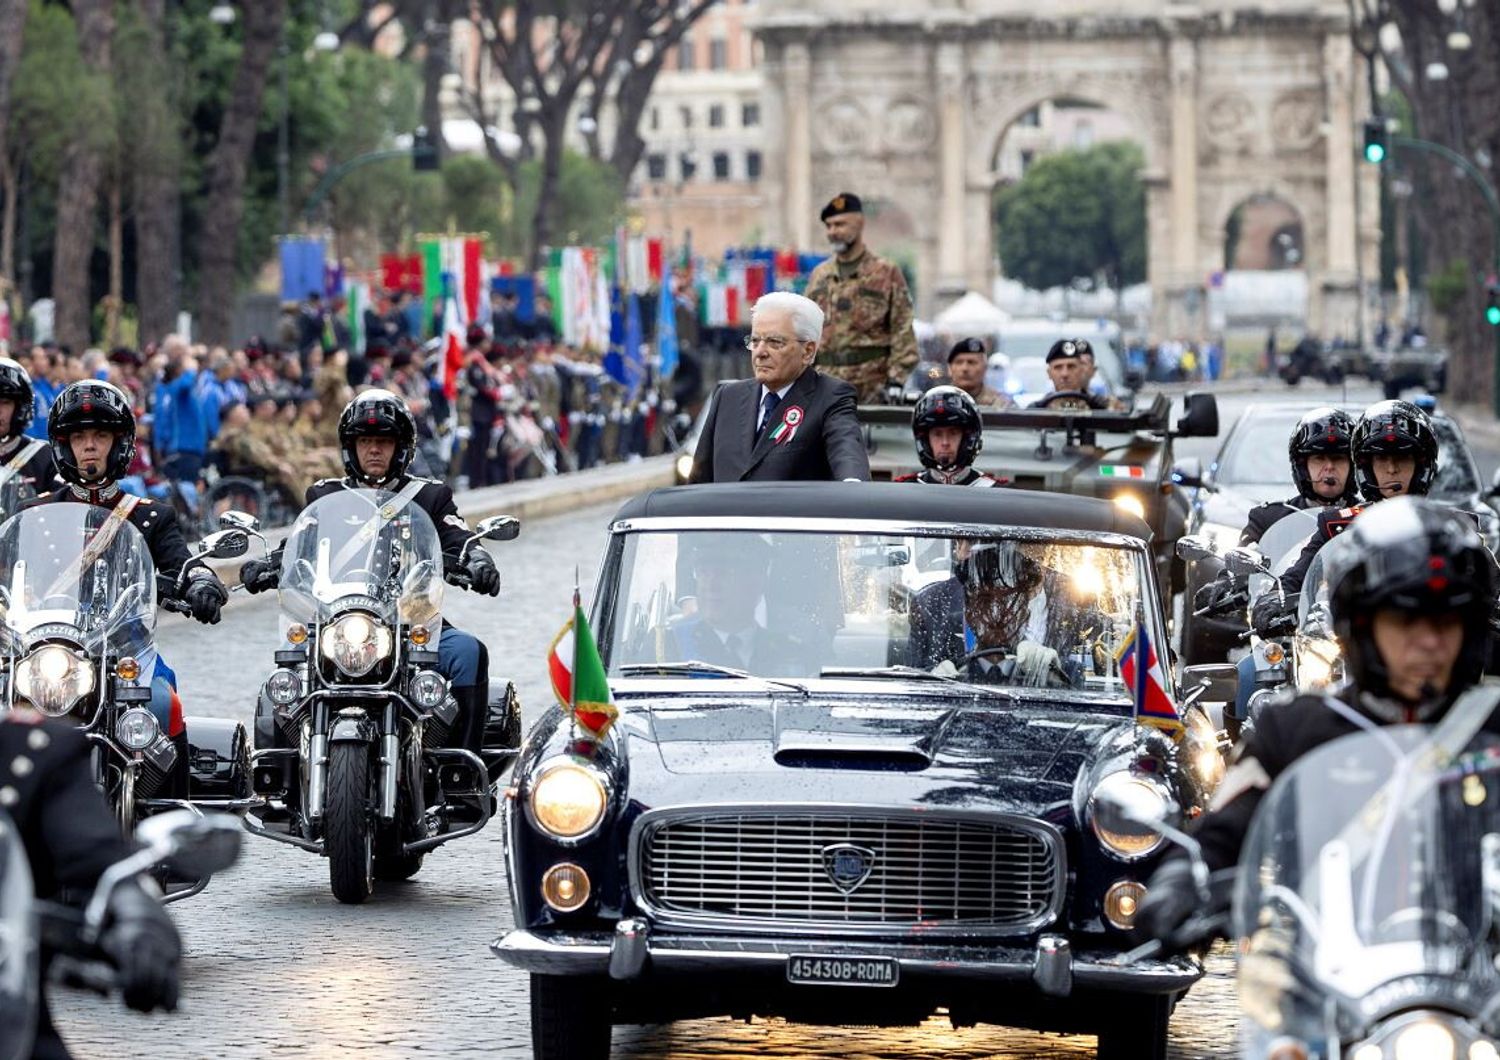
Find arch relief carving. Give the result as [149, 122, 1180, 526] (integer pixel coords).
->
[883, 98, 936, 151]
[1270, 89, 1324, 155]
[817, 98, 870, 153]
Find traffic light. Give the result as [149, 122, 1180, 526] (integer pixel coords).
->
[1486, 285, 1500, 327]
[1363, 119, 1388, 164]
[411, 126, 439, 172]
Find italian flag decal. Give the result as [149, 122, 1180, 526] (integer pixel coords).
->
[547, 589, 617, 740]
[1098, 465, 1145, 478]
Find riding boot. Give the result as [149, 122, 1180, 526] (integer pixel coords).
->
[449, 683, 489, 757]
[166, 730, 191, 800]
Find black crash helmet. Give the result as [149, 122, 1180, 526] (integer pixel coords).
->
[1288, 406, 1357, 504]
[0, 357, 34, 439]
[1323, 497, 1494, 712]
[337, 388, 417, 484]
[1350, 399, 1439, 502]
[911, 385, 983, 471]
[48, 379, 136, 485]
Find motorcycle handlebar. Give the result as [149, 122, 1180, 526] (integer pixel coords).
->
[161, 597, 192, 617]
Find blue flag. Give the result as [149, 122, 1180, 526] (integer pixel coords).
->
[656, 282, 679, 380]
[279, 237, 326, 303]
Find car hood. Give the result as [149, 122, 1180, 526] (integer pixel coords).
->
[627, 690, 1133, 808]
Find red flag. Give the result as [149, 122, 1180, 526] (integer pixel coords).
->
[725, 285, 740, 326]
[745, 263, 767, 303]
[647, 238, 664, 284]
[441, 296, 465, 401]
[462, 238, 484, 328]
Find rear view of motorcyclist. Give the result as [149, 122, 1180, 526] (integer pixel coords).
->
[1138, 497, 1497, 947]
[2, 710, 181, 1060]
[238, 389, 500, 754]
[894, 386, 1004, 487]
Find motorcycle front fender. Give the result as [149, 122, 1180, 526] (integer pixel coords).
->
[328, 711, 376, 745]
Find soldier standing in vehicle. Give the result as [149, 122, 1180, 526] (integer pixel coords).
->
[804, 193, 918, 404]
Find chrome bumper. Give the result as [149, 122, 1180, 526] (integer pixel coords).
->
[490, 923, 1201, 997]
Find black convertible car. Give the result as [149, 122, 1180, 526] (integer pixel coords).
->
[494, 483, 1224, 1059]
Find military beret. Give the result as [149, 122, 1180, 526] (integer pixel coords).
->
[820, 192, 863, 221]
[1046, 339, 1084, 363]
[948, 337, 987, 363]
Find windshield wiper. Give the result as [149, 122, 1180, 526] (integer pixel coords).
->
[820, 665, 957, 683]
[619, 660, 806, 694]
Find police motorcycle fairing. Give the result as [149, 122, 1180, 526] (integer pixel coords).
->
[0, 808, 241, 1060]
[0, 504, 251, 901]
[241, 489, 520, 904]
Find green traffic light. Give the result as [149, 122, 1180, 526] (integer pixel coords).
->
[1487, 304, 1500, 326]
[1365, 143, 1386, 164]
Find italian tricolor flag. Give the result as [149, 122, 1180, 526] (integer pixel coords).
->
[547, 592, 617, 740]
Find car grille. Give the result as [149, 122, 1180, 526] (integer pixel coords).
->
[636, 811, 1061, 934]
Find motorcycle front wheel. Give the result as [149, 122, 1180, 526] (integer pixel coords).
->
[325, 743, 374, 904]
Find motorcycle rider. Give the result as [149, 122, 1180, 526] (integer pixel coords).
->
[1252, 398, 1442, 634]
[893, 386, 1006, 487]
[1242, 406, 1357, 545]
[238, 389, 501, 755]
[2, 709, 182, 1059]
[0, 356, 57, 493]
[32, 380, 229, 795]
[1137, 497, 1497, 947]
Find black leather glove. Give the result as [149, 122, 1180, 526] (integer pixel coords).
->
[100, 880, 181, 1013]
[1132, 857, 1200, 951]
[1193, 570, 1236, 612]
[239, 557, 279, 595]
[1251, 594, 1294, 638]
[467, 550, 501, 597]
[183, 575, 228, 624]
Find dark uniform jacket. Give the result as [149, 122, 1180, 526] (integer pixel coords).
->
[0, 435, 58, 498]
[1188, 686, 1500, 872]
[1240, 495, 1318, 546]
[894, 468, 1004, 487]
[688, 368, 870, 484]
[305, 475, 472, 562]
[29, 487, 199, 598]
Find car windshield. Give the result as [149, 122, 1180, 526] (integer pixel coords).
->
[1217, 409, 1479, 496]
[600, 526, 1163, 701]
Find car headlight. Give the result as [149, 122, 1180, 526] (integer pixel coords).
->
[1089, 771, 1171, 859]
[1112, 493, 1146, 521]
[115, 707, 161, 752]
[14, 645, 95, 716]
[527, 759, 609, 840]
[265, 667, 303, 706]
[410, 670, 448, 709]
[319, 613, 393, 677]
[1198, 521, 1241, 551]
[675, 453, 694, 480]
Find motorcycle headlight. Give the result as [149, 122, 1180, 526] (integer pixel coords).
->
[265, 668, 303, 706]
[527, 759, 609, 841]
[1353, 1011, 1480, 1060]
[410, 670, 448, 709]
[115, 707, 161, 752]
[14, 645, 95, 716]
[1089, 771, 1171, 860]
[320, 613, 393, 677]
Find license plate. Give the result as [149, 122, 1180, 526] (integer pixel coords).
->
[786, 954, 900, 988]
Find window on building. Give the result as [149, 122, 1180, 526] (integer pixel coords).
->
[679, 152, 698, 181]
[646, 153, 667, 181]
[741, 101, 760, 127]
[709, 38, 727, 70]
[708, 104, 725, 128]
[677, 38, 695, 70]
[1019, 149, 1035, 173]
[746, 149, 762, 180]
[712, 151, 731, 180]
[649, 106, 659, 131]
[679, 104, 693, 130]
[1019, 106, 1041, 128]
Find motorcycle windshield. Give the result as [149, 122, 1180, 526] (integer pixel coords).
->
[1231, 722, 1500, 1042]
[0, 810, 37, 1060]
[1248, 508, 1321, 606]
[277, 489, 445, 637]
[0, 503, 157, 658]
[0, 468, 29, 525]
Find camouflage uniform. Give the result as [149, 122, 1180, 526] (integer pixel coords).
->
[805, 251, 919, 404]
[965, 384, 1013, 408]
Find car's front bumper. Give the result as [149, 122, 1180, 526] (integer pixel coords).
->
[491, 922, 1201, 998]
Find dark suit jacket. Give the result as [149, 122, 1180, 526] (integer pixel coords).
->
[906, 574, 1078, 672]
[688, 367, 870, 483]
[670, 618, 811, 677]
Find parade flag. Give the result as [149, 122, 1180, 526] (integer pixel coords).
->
[347, 281, 370, 355]
[656, 280, 679, 379]
[380, 253, 422, 294]
[279, 237, 326, 303]
[440, 293, 465, 401]
[1116, 622, 1181, 733]
[646, 238, 665, 285]
[461, 237, 483, 327]
[419, 239, 444, 337]
[547, 587, 617, 740]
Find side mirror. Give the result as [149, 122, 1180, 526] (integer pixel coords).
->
[1182, 663, 1239, 704]
[200, 528, 250, 559]
[1222, 546, 1268, 577]
[1172, 457, 1208, 490]
[218, 510, 259, 533]
[1176, 534, 1217, 562]
[476, 515, 521, 542]
[1175, 392, 1220, 438]
[135, 810, 242, 879]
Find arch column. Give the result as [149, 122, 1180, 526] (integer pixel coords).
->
[1319, 31, 1360, 341]
[935, 40, 967, 303]
[1154, 31, 1204, 341]
[782, 41, 813, 252]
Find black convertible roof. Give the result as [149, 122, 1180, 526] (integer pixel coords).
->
[612, 482, 1151, 540]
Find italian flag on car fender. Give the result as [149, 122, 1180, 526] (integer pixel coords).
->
[547, 588, 617, 740]
[1115, 621, 1182, 734]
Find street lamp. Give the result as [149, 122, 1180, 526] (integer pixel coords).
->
[208, 3, 235, 25]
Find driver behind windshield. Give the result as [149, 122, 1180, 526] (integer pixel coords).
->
[1031, 339, 1117, 411]
[907, 540, 1078, 686]
[666, 538, 811, 677]
[29, 380, 229, 797]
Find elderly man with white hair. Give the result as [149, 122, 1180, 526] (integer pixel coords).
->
[688, 291, 870, 483]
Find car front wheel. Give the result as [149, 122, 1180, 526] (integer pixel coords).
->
[531, 974, 612, 1060]
[1095, 994, 1171, 1060]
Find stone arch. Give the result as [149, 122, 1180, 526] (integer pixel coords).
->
[1207, 179, 1324, 274]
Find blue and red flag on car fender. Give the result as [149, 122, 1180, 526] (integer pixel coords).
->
[1115, 621, 1182, 734]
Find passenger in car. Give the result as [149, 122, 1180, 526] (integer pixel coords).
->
[667, 538, 814, 677]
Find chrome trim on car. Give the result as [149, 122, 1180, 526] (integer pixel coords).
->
[610, 516, 1148, 554]
[626, 803, 1066, 938]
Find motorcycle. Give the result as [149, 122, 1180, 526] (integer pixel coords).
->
[0, 808, 242, 1060]
[0, 503, 252, 900]
[1112, 690, 1500, 1058]
[239, 491, 523, 904]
